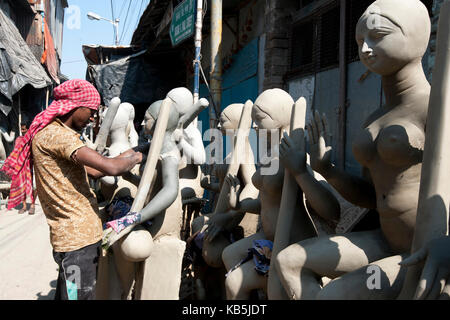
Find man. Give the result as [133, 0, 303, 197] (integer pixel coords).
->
[2, 79, 143, 300]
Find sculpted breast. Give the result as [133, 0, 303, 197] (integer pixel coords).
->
[376, 122, 424, 167]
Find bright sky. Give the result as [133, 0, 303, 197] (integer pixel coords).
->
[61, 0, 150, 80]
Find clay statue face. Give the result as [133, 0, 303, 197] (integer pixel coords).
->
[356, 0, 430, 76]
[219, 103, 244, 135]
[144, 99, 180, 135]
[144, 101, 159, 136]
[252, 89, 293, 130]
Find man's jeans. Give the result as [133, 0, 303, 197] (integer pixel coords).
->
[52, 241, 101, 300]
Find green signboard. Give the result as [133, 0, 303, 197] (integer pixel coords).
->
[170, 0, 196, 46]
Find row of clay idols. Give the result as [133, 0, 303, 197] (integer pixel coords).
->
[94, 0, 449, 300]
[94, 87, 211, 300]
[191, 0, 450, 300]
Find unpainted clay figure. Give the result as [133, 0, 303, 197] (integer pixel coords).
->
[99, 102, 140, 202]
[276, 0, 432, 299]
[222, 89, 340, 300]
[101, 87, 204, 299]
[0, 124, 15, 161]
[191, 103, 260, 268]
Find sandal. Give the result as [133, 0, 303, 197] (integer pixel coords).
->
[28, 205, 35, 215]
[18, 208, 26, 214]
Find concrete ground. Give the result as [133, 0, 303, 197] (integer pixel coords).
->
[0, 200, 58, 300]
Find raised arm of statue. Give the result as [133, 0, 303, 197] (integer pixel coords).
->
[308, 111, 376, 209]
[138, 155, 179, 222]
[174, 123, 206, 165]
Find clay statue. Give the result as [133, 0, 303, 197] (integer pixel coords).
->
[100, 88, 207, 300]
[175, 121, 206, 200]
[0, 124, 15, 161]
[98, 102, 140, 203]
[189, 102, 260, 299]
[276, 0, 433, 299]
[221, 89, 340, 300]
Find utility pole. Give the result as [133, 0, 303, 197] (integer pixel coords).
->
[210, 0, 222, 130]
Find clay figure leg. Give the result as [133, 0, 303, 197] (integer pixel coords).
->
[222, 231, 266, 299]
[222, 231, 265, 271]
[225, 259, 267, 300]
[275, 229, 393, 299]
[317, 254, 408, 300]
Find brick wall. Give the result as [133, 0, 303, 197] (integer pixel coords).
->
[263, 0, 297, 90]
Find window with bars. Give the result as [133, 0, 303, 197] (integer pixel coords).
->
[289, 0, 340, 76]
[290, 0, 434, 77]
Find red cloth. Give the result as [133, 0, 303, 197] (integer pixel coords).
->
[1, 79, 100, 210]
[41, 19, 59, 84]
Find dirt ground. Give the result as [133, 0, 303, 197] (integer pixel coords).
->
[0, 200, 58, 300]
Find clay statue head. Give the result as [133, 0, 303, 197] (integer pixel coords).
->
[144, 99, 180, 135]
[218, 103, 244, 135]
[252, 88, 294, 130]
[144, 88, 200, 136]
[356, 0, 430, 76]
[110, 102, 134, 131]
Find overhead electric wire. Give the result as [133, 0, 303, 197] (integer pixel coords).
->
[118, 0, 127, 19]
[119, 0, 133, 44]
[133, 0, 145, 33]
[110, 0, 116, 44]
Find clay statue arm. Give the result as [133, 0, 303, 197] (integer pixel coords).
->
[204, 209, 245, 242]
[399, 236, 450, 299]
[121, 170, 142, 187]
[200, 174, 221, 192]
[102, 155, 180, 246]
[280, 132, 340, 223]
[74, 146, 142, 179]
[173, 126, 206, 165]
[226, 174, 261, 214]
[0, 128, 15, 143]
[138, 155, 179, 223]
[308, 111, 376, 209]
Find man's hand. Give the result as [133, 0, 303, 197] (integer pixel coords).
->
[308, 111, 333, 176]
[400, 236, 450, 300]
[279, 132, 307, 175]
[102, 212, 141, 251]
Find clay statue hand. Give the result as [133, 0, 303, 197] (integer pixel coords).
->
[172, 128, 184, 143]
[399, 236, 450, 300]
[82, 132, 96, 150]
[200, 174, 212, 189]
[102, 212, 142, 251]
[225, 173, 241, 210]
[308, 111, 332, 176]
[279, 131, 307, 175]
[204, 211, 234, 242]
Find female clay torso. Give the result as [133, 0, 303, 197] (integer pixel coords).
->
[146, 148, 183, 240]
[352, 95, 428, 252]
[252, 159, 285, 241]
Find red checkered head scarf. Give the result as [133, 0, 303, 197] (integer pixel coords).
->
[2, 79, 100, 210]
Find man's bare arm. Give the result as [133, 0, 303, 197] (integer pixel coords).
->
[74, 146, 142, 178]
